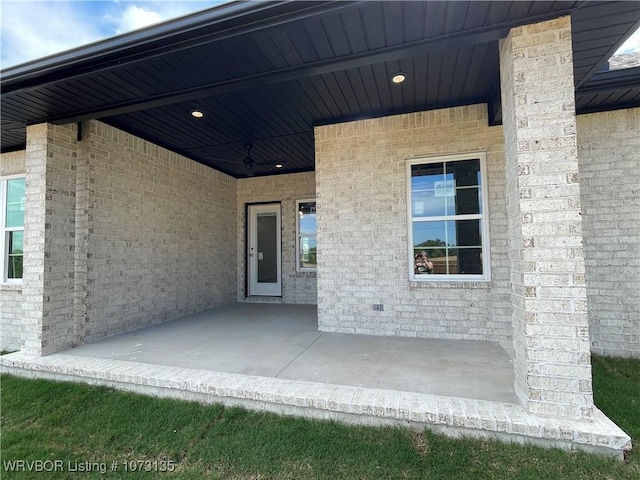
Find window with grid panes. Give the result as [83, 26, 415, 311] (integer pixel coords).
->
[407, 154, 490, 281]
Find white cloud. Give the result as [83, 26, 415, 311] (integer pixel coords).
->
[0, 1, 105, 68]
[106, 2, 212, 35]
[1, 1, 224, 69]
[109, 5, 164, 33]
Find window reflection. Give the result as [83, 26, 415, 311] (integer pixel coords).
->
[6, 178, 25, 228]
[298, 202, 316, 233]
[413, 221, 483, 275]
[297, 200, 317, 270]
[410, 157, 485, 278]
[411, 159, 482, 219]
[8, 231, 23, 279]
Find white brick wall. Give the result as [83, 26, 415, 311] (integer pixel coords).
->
[79, 121, 237, 342]
[0, 151, 25, 351]
[237, 172, 316, 304]
[0, 286, 22, 351]
[13, 120, 238, 353]
[577, 108, 640, 358]
[0, 151, 25, 176]
[315, 105, 511, 344]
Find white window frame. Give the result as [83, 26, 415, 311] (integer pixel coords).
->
[406, 152, 490, 282]
[1, 174, 26, 284]
[296, 199, 317, 272]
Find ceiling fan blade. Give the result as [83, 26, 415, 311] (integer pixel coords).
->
[208, 157, 286, 166]
[206, 142, 287, 170]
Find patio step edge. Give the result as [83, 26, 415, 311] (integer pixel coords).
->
[241, 296, 283, 303]
[1, 352, 631, 459]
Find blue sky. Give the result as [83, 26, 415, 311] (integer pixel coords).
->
[1, 1, 639, 70]
[1, 1, 226, 68]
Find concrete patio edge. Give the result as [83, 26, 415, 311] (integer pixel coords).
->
[1, 351, 631, 459]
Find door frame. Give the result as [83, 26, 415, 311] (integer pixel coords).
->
[246, 202, 282, 297]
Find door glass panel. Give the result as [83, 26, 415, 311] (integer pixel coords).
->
[257, 213, 277, 283]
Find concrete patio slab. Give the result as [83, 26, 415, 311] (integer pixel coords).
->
[0, 304, 631, 458]
[66, 304, 321, 377]
[277, 333, 515, 402]
[61, 303, 515, 403]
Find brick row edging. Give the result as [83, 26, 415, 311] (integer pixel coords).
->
[0, 352, 630, 459]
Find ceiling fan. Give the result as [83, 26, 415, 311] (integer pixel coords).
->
[208, 142, 286, 176]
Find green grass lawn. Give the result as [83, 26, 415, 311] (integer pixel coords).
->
[1, 355, 638, 479]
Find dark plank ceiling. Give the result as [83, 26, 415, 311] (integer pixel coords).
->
[2, 1, 639, 178]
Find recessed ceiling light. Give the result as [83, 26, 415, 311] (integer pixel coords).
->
[191, 110, 204, 118]
[391, 73, 406, 84]
[275, 163, 284, 169]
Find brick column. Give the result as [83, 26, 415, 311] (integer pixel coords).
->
[499, 16, 593, 419]
[22, 123, 78, 356]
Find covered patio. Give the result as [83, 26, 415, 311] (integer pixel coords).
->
[1, 0, 638, 461]
[0, 303, 630, 457]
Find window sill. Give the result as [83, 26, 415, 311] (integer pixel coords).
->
[409, 280, 493, 289]
[295, 270, 317, 276]
[0, 283, 23, 293]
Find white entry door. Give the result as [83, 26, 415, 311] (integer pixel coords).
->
[247, 203, 282, 296]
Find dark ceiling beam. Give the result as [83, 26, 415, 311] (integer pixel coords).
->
[44, 6, 582, 126]
[487, 93, 502, 127]
[184, 131, 312, 153]
[576, 99, 640, 116]
[574, 12, 640, 89]
[486, 68, 503, 126]
[577, 66, 640, 95]
[44, 29, 503, 124]
[1, 1, 363, 92]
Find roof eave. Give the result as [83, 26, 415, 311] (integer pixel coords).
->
[0, 1, 358, 90]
